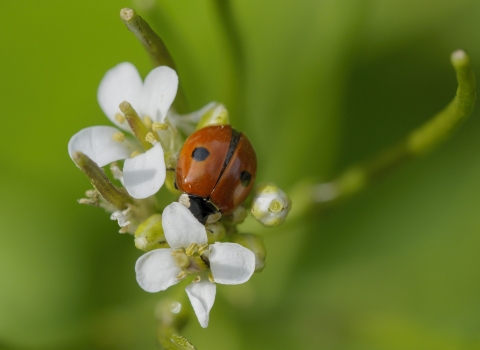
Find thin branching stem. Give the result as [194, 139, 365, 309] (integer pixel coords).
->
[310, 50, 476, 208]
[211, 0, 245, 117]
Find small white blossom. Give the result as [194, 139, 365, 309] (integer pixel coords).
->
[68, 62, 178, 199]
[135, 202, 255, 328]
[251, 183, 291, 226]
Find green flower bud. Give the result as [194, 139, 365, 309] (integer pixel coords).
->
[251, 183, 291, 227]
[231, 233, 266, 272]
[223, 205, 248, 225]
[164, 169, 182, 196]
[134, 214, 168, 251]
[205, 222, 226, 244]
[195, 103, 229, 130]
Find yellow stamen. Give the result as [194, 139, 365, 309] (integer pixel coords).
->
[208, 273, 215, 283]
[115, 113, 126, 124]
[130, 151, 141, 158]
[171, 248, 184, 256]
[192, 276, 201, 283]
[112, 132, 125, 142]
[176, 270, 188, 280]
[198, 243, 209, 255]
[145, 132, 158, 145]
[143, 116, 153, 130]
[185, 243, 198, 256]
[152, 122, 168, 131]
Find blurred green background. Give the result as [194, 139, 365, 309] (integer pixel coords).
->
[2, 0, 480, 349]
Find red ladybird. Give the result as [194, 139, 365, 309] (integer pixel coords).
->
[175, 125, 257, 223]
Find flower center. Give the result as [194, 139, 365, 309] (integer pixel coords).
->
[171, 243, 210, 280]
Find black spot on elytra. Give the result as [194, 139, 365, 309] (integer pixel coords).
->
[192, 147, 210, 161]
[240, 171, 252, 187]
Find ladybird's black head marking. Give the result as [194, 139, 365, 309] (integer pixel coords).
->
[192, 147, 210, 161]
[186, 195, 218, 224]
[240, 170, 252, 187]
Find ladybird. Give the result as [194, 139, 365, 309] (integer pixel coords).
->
[175, 125, 257, 223]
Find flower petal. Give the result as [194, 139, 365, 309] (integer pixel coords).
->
[185, 280, 216, 328]
[209, 243, 255, 285]
[110, 207, 131, 228]
[123, 143, 166, 199]
[140, 66, 178, 123]
[68, 126, 139, 167]
[135, 248, 181, 293]
[162, 202, 208, 249]
[97, 62, 142, 131]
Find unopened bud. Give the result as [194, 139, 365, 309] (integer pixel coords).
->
[134, 214, 168, 251]
[231, 233, 266, 272]
[251, 183, 291, 227]
[224, 205, 247, 225]
[196, 103, 229, 130]
[205, 222, 226, 244]
[165, 169, 182, 196]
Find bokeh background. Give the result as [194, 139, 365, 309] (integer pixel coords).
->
[2, 0, 480, 349]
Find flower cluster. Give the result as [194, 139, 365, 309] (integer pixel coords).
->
[136, 202, 255, 327]
[68, 62, 290, 328]
[68, 62, 176, 199]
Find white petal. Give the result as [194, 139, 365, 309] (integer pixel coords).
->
[97, 62, 142, 131]
[162, 202, 207, 249]
[140, 66, 178, 123]
[68, 126, 138, 167]
[135, 249, 181, 292]
[110, 207, 130, 227]
[123, 143, 166, 199]
[185, 280, 216, 328]
[169, 101, 219, 135]
[209, 243, 255, 285]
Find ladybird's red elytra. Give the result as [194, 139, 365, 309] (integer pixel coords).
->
[175, 125, 257, 223]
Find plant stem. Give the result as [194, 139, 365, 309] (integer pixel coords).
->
[211, 0, 245, 118]
[311, 50, 476, 208]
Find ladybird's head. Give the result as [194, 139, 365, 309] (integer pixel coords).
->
[178, 193, 221, 224]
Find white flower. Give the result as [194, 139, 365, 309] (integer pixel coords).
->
[135, 202, 256, 328]
[68, 62, 178, 199]
[251, 183, 291, 227]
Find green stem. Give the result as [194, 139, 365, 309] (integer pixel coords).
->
[155, 295, 196, 350]
[211, 0, 245, 118]
[120, 8, 189, 113]
[312, 50, 476, 208]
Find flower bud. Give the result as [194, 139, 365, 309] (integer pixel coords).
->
[164, 169, 182, 196]
[224, 205, 248, 225]
[251, 183, 291, 227]
[134, 214, 168, 251]
[231, 233, 266, 272]
[195, 103, 229, 130]
[205, 222, 226, 244]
